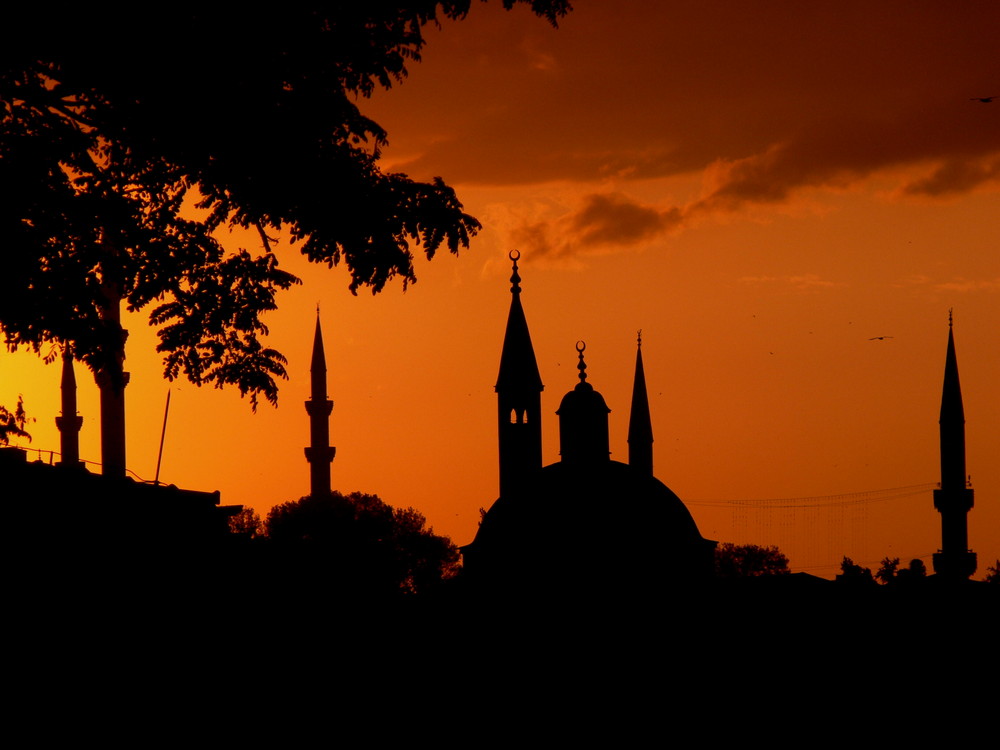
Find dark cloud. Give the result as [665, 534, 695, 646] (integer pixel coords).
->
[572, 193, 681, 245]
[511, 192, 683, 258]
[902, 156, 1000, 197]
[684, 102, 1000, 217]
[368, 1, 1000, 207]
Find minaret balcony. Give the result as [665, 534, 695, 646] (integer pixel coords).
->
[305, 446, 336, 463]
[933, 487, 974, 513]
[932, 549, 978, 579]
[304, 399, 334, 417]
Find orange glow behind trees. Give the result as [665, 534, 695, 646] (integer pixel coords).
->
[2, 1, 997, 578]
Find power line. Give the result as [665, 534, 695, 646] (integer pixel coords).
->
[687, 482, 937, 509]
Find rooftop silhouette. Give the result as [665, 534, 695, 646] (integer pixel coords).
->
[464, 255, 716, 593]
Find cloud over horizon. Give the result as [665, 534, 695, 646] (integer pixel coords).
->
[369, 0, 1000, 222]
[510, 192, 683, 259]
[739, 274, 844, 293]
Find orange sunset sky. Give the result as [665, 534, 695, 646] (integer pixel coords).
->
[3, 1, 997, 578]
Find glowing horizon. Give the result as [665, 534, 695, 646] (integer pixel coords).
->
[3, 1, 997, 578]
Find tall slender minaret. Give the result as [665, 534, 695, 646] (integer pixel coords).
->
[932, 311, 976, 580]
[304, 311, 335, 498]
[496, 250, 543, 499]
[627, 331, 653, 476]
[55, 347, 84, 468]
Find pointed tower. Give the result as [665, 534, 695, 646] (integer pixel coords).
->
[627, 332, 653, 476]
[496, 250, 543, 498]
[55, 347, 84, 468]
[932, 312, 976, 579]
[304, 312, 335, 498]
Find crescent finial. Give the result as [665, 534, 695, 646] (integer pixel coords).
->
[509, 251, 522, 294]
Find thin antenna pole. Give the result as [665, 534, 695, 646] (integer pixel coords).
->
[154, 389, 171, 485]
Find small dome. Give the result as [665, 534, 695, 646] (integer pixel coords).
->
[557, 381, 612, 464]
[557, 380, 609, 414]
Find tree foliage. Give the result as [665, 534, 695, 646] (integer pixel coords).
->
[0, 396, 31, 446]
[1, 56, 299, 406]
[984, 560, 999, 585]
[838, 556, 875, 584]
[875, 556, 900, 585]
[228, 506, 265, 539]
[875, 556, 927, 585]
[1, 2, 570, 405]
[714, 543, 790, 578]
[265, 491, 460, 595]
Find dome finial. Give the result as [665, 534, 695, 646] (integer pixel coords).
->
[948, 307, 953, 328]
[637, 329, 642, 348]
[576, 340, 588, 384]
[509, 250, 522, 295]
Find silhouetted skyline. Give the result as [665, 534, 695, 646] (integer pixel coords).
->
[2, 1, 996, 577]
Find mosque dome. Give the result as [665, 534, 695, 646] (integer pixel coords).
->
[471, 459, 715, 589]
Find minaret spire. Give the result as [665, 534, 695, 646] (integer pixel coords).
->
[496, 250, 543, 498]
[305, 311, 335, 497]
[932, 311, 976, 579]
[628, 331, 653, 476]
[55, 346, 84, 469]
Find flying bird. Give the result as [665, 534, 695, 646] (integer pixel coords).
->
[970, 96, 997, 103]
[868, 336, 894, 341]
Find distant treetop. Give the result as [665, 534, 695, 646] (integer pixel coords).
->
[715, 542, 790, 578]
[265, 491, 460, 596]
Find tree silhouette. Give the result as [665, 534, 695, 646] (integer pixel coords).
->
[986, 561, 1000, 585]
[714, 543, 790, 578]
[897, 558, 927, 582]
[1, 2, 570, 473]
[875, 556, 901, 585]
[265, 491, 460, 596]
[876, 556, 928, 585]
[837, 556, 875, 585]
[0, 396, 31, 446]
[228, 506, 265, 539]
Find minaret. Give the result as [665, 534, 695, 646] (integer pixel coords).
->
[55, 347, 84, 468]
[304, 311, 335, 498]
[627, 331, 653, 476]
[932, 312, 976, 579]
[496, 250, 543, 498]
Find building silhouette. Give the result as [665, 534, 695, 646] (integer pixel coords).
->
[463, 253, 717, 592]
[932, 313, 977, 579]
[4, 348, 236, 586]
[305, 311, 336, 498]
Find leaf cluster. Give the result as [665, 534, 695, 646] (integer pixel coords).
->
[0, 396, 32, 446]
[1, 62, 299, 405]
